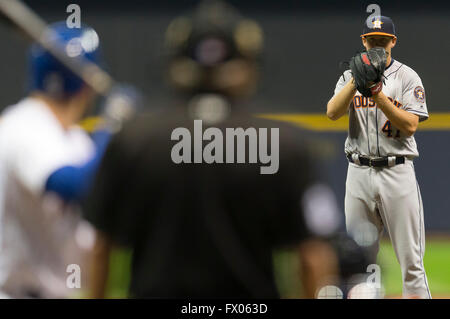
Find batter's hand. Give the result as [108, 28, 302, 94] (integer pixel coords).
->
[98, 84, 143, 133]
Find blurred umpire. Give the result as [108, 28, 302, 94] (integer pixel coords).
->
[85, 0, 345, 299]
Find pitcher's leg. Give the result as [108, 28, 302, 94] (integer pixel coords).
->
[377, 162, 431, 299]
[345, 164, 383, 262]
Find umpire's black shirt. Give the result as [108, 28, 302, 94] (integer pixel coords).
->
[84, 105, 319, 298]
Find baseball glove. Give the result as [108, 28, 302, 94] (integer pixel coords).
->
[349, 47, 387, 97]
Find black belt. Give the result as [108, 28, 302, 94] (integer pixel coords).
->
[347, 154, 405, 168]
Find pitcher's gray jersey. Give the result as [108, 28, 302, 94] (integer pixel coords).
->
[334, 59, 428, 157]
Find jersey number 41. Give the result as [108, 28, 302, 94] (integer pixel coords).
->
[382, 120, 401, 138]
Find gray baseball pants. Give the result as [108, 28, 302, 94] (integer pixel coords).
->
[344, 158, 431, 299]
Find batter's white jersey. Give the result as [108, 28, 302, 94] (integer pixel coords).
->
[334, 59, 428, 158]
[0, 97, 95, 298]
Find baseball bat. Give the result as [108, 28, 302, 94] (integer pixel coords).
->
[0, 0, 115, 96]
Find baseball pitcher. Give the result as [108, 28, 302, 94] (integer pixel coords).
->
[326, 16, 430, 298]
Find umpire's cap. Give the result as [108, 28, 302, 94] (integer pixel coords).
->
[361, 16, 396, 38]
[28, 21, 103, 98]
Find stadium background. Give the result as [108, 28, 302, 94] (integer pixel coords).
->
[0, 0, 449, 297]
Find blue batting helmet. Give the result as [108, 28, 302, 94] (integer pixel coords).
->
[28, 21, 102, 98]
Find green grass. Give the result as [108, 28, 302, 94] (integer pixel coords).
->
[105, 238, 450, 298]
[272, 238, 450, 298]
[105, 248, 132, 298]
[377, 239, 450, 297]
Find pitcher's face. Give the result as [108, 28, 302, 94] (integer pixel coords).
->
[362, 35, 396, 51]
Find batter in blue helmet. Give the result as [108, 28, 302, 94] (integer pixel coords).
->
[0, 21, 113, 298]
